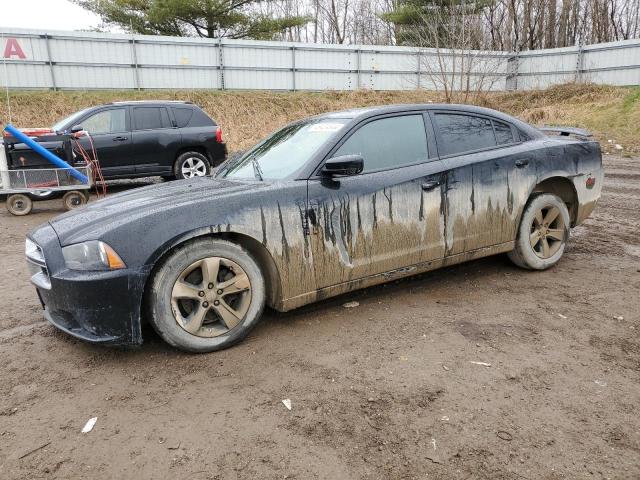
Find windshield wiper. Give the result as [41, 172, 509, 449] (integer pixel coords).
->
[251, 158, 264, 181]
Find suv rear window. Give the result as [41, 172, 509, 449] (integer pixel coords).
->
[133, 107, 171, 130]
[172, 106, 216, 128]
[173, 107, 194, 128]
[191, 107, 216, 127]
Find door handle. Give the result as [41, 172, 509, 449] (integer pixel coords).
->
[515, 158, 529, 168]
[421, 180, 441, 191]
[113, 136, 128, 142]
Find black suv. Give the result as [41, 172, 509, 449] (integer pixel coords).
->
[46, 101, 227, 180]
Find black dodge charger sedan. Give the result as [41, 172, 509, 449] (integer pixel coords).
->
[26, 104, 603, 352]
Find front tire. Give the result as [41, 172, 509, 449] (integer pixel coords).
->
[147, 238, 266, 353]
[508, 193, 570, 270]
[174, 152, 211, 180]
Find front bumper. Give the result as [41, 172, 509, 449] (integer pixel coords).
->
[28, 224, 146, 346]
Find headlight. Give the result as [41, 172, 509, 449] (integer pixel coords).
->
[62, 241, 126, 271]
[25, 237, 45, 263]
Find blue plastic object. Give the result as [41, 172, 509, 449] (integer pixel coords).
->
[3, 124, 89, 183]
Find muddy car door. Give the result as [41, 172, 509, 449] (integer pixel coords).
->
[429, 111, 536, 255]
[307, 112, 447, 290]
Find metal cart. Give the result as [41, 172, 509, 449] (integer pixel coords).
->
[1, 128, 93, 216]
[1, 166, 92, 215]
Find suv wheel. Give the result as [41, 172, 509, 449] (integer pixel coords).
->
[174, 152, 211, 179]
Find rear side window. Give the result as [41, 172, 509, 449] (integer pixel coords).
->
[173, 107, 194, 128]
[494, 120, 515, 145]
[333, 115, 428, 172]
[133, 107, 171, 130]
[189, 107, 216, 127]
[434, 113, 496, 156]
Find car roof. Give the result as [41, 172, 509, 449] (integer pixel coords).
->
[318, 103, 509, 120]
[315, 103, 541, 138]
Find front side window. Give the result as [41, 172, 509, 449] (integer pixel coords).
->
[333, 115, 428, 172]
[434, 113, 496, 156]
[220, 119, 348, 180]
[82, 109, 126, 135]
[133, 107, 171, 131]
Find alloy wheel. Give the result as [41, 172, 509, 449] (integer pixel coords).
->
[529, 205, 566, 259]
[170, 256, 252, 337]
[181, 157, 207, 178]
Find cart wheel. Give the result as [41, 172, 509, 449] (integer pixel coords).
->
[62, 191, 88, 211]
[7, 194, 33, 216]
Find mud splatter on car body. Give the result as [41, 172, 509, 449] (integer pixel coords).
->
[26, 104, 603, 346]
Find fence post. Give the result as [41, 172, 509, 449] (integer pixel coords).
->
[130, 38, 141, 90]
[355, 48, 361, 90]
[575, 40, 584, 83]
[506, 50, 519, 91]
[416, 49, 421, 89]
[291, 45, 296, 91]
[218, 37, 225, 90]
[42, 34, 57, 91]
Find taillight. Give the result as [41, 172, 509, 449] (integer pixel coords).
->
[216, 127, 223, 143]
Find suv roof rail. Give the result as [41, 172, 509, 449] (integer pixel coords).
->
[107, 100, 194, 105]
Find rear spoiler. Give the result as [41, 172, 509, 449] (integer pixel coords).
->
[538, 126, 593, 140]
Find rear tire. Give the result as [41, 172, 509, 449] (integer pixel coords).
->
[147, 238, 266, 353]
[174, 152, 211, 180]
[508, 193, 570, 270]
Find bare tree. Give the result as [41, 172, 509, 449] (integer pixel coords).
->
[480, 0, 640, 51]
[413, 3, 506, 102]
[246, 0, 639, 50]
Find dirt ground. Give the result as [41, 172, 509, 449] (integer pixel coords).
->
[0, 155, 638, 480]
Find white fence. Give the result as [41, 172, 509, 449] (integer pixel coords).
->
[1, 27, 639, 91]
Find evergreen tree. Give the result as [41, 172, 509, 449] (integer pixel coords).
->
[381, 0, 490, 46]
[74, 0, 309, 40]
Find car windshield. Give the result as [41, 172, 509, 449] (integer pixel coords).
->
[219, 119, 348, 180]
[52, 108, 92, 132]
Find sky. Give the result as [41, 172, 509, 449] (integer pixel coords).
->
[0, 0, 105, 31]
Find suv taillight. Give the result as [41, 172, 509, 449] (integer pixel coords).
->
[216, 127, 223, 143]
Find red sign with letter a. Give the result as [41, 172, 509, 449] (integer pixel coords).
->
[3, 38, 26, 59]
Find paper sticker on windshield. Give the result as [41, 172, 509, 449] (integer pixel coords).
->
[309, 123, 344, 133]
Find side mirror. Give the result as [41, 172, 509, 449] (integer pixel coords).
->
[322, 154, 364, 177]
[70, 125, 83, 133]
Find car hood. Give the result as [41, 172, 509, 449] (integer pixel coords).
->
[48, 177, 266, 246]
